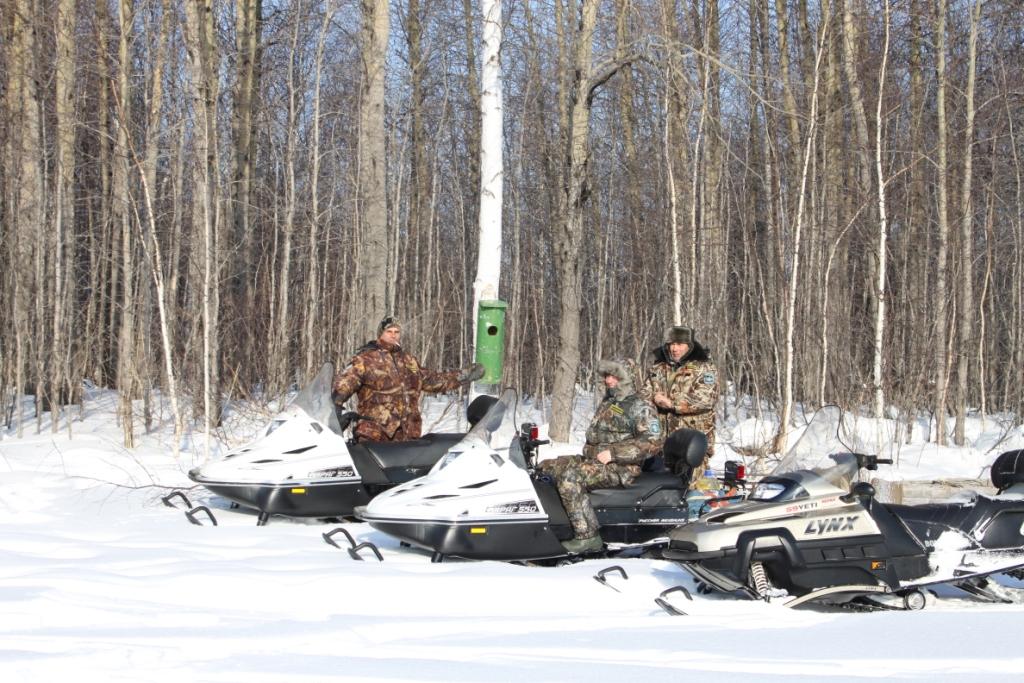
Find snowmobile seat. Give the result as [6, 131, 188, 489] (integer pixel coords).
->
[590, 472, 687, 509]
[664, 429, 708, 468]
[991, 450, 1024, 492]
[888, 501, 976, 537]
[349, 433, 465, 484]
[890, 494, 1024, 549]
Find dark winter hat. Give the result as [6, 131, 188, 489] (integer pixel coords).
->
[665, 325, 694, 345]
[378, 315, 402, 336]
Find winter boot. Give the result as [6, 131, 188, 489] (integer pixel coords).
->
[561, 534, 603, 555]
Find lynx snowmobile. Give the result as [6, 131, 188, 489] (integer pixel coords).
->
[188, 363, 496, 525]
[356, 388, 743, 562]
[663, 407, 1024, 609]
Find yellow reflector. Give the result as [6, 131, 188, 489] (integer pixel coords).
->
[291, 488, 307, 494]
[470, 527, 488, 534]
[871, 561, 885, 570]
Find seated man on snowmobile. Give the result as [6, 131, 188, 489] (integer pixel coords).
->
[332, 316, 484, 443]
[540, 358, 664, 554]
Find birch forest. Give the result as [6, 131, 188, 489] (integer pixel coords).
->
[2, 0, 1023, 449]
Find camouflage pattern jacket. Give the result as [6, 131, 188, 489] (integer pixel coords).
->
[332, 340, 461, 442]
[583, 388, 663, 468]
[641, 343, 719, 453]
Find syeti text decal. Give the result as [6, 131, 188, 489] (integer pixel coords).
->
[804, 515, 859, 535]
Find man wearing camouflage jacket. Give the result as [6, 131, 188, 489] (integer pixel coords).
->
[642, 325, 718, 478]
[540, 358, 663, 554]
[332, 316, 484, 443]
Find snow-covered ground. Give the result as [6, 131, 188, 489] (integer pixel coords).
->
[2, 385, 1024, 682]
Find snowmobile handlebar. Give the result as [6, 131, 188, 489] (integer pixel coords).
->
[338, 411, 372, 432]
[852, 453, 893, 471]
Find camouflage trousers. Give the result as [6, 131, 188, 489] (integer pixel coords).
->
[540, 455, 639, 539]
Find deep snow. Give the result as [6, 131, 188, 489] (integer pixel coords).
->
[2, 385, 1024, 682]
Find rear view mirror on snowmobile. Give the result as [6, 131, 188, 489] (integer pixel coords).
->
[518, 422, 549, 469]
[723, 460, 747, 487]
[840, 481, 876, 505]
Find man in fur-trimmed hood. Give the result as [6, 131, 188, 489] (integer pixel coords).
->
[641, 325, 718, 479]
[539, 357, 663, 554]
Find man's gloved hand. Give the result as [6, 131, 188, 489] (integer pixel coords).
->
[458, 362, 485, 383]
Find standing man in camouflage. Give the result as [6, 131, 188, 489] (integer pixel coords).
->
[642, 325, 719, 479]
[540, 358, 663, 554]
[332, 316, 484, 443]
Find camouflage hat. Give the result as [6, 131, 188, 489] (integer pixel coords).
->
[378, 315, 402, 336]
[597, 358, 636, 392]
[665, 325, 694, 345]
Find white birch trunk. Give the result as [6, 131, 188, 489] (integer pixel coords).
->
[872, 0, 891, 420]
[774, 5, 830, 453]
[473, 0, 504, 348]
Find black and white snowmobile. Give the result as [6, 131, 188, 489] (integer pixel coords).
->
[356, 388, 743, 562]
[188, 363, 495, 525]
[663, 406, 1024, 609]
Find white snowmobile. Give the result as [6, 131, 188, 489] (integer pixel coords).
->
[663, 406, 1024, 609]
[187, 363, 495, 525]
[355, 388, 739, 562]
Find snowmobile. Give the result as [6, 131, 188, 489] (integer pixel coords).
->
[355, 388, 744, 562]
[187, 363, 496, 525]
[663, 406, 1024, 609]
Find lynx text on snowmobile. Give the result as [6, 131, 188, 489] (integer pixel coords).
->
[187, 363, 496, 525]
[356, 388, 745, 562]
[663, 407, 1024, 609]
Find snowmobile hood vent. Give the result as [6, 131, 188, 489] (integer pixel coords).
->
[460, 479, 498, 489]
[282, 445, 317, 455]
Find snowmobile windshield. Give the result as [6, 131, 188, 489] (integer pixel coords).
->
[767, 406, 865, 491]
[436, 389, 518, 470]
[288, 363, 342, 434]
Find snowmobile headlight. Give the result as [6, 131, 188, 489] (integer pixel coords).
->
[750, 481, 786, 501]
[309, 466, 356, 479]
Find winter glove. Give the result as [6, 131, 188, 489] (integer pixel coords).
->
[458, 362, 486, 384]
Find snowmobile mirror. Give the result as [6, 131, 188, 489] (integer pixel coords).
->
[519, 422, 550, 463]
[520, 423, 548, 445]
[840, 481, 876, 505]
[723, 460, 746, 484]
